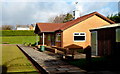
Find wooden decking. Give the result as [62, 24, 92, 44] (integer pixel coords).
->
[45, 46, 85, 59]
[18, 44, 86, 74]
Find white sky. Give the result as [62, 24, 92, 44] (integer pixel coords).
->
[1, 0, 120, 25]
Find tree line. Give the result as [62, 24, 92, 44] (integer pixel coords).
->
[50, 12, 120, 23]
[1, 12, 120, 30]
[107, 12, 120, 23]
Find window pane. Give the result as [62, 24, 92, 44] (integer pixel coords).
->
[56, 33, 61, 41]
[57, 33, 61, 36]
[74, 36, 85, 41]
[58, 36, 61, 41]
[91, 31, 97, 55]
[74, 33, 79, 35]
[116, 28, 120, 42]
[80, 33, 85, 35]
[48, 34, 50, 41]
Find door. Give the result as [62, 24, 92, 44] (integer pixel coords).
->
[98, 29, 115, 56]
[116, 28, 120, 42]
[91, 31, 98, 56]
[51, 34, 55, 46]
[116, 28, 120, 56]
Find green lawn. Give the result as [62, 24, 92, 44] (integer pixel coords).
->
[0, 36, 37, 44]
[1, 44, 39, 74]
[65, 56, 120, 71]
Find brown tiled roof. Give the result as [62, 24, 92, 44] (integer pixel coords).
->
[59, 12, 115, 30]
[36, 23, 65, 32]
[35, 12, 115, 33]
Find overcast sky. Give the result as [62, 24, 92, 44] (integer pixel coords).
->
[1, 0, 120, 25]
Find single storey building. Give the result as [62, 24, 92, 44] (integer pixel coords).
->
[90, 23, 120, 56]
[34, 12, 115, 48]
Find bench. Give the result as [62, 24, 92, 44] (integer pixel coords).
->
[45, 46, 57, 53]
[52, 46, 79, 59]
[52, 46, 67, 53]
[44, 44, 83, 59]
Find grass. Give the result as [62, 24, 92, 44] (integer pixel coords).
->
[0, 36, 37, 44]
[64, 58, 87, 70]
[1, 44, 39, 74]
[64, 56, 120, 71]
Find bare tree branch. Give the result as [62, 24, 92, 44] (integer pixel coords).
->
[2, 25, 14, 30]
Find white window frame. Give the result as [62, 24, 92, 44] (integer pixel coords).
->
[73, 32, 86, 42]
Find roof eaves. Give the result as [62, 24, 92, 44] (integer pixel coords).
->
[95, 13, 115, 24]
[90, 23, 120, 31]
[34, 24, 41, 34]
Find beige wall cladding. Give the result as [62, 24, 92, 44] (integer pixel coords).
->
[62, 15, 110, 48]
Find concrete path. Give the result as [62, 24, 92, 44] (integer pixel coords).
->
[18, 45, 86, 74]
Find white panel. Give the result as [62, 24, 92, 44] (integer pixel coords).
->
[116, 28, 120, 42]
[91, 31, 98, 56]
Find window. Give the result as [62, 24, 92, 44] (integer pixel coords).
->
[56, 33, 61, 42]
[74, 32, 86, 42]
[48, 34, 51, 41]
[116, 28, 120, 42]
[91, 31, 98, 55]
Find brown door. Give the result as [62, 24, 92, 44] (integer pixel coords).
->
[98, 29, 115, 56]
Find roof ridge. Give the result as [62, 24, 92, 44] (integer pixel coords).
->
[59, 12, 98, 30]
[35, 11, 115, 33]
[36, 22, 64, 24]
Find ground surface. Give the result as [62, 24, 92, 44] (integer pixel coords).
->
[1, 44, 39, 74]
[18, 44, 87, 74]
[18, 45, 120, 74]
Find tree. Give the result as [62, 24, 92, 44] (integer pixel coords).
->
[49, 13, 73, 23]
[2, 25, 14, 30]
[63, 13, 73, 23]
[107, 12, 120, 23]
[48, 14, 66, 23]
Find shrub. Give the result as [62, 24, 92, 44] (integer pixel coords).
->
[1, 30, 36, 36]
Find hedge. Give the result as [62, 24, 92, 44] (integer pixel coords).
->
[1, 30, 36, 36]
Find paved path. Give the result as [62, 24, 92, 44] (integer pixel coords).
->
[18, 45, 86, 74]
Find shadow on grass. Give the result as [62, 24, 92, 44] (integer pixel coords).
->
[2, 42, 9, 44]
[1, 65, 39, 74]
[6, 71, 38, 74]
[63, 56, 120, 71]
